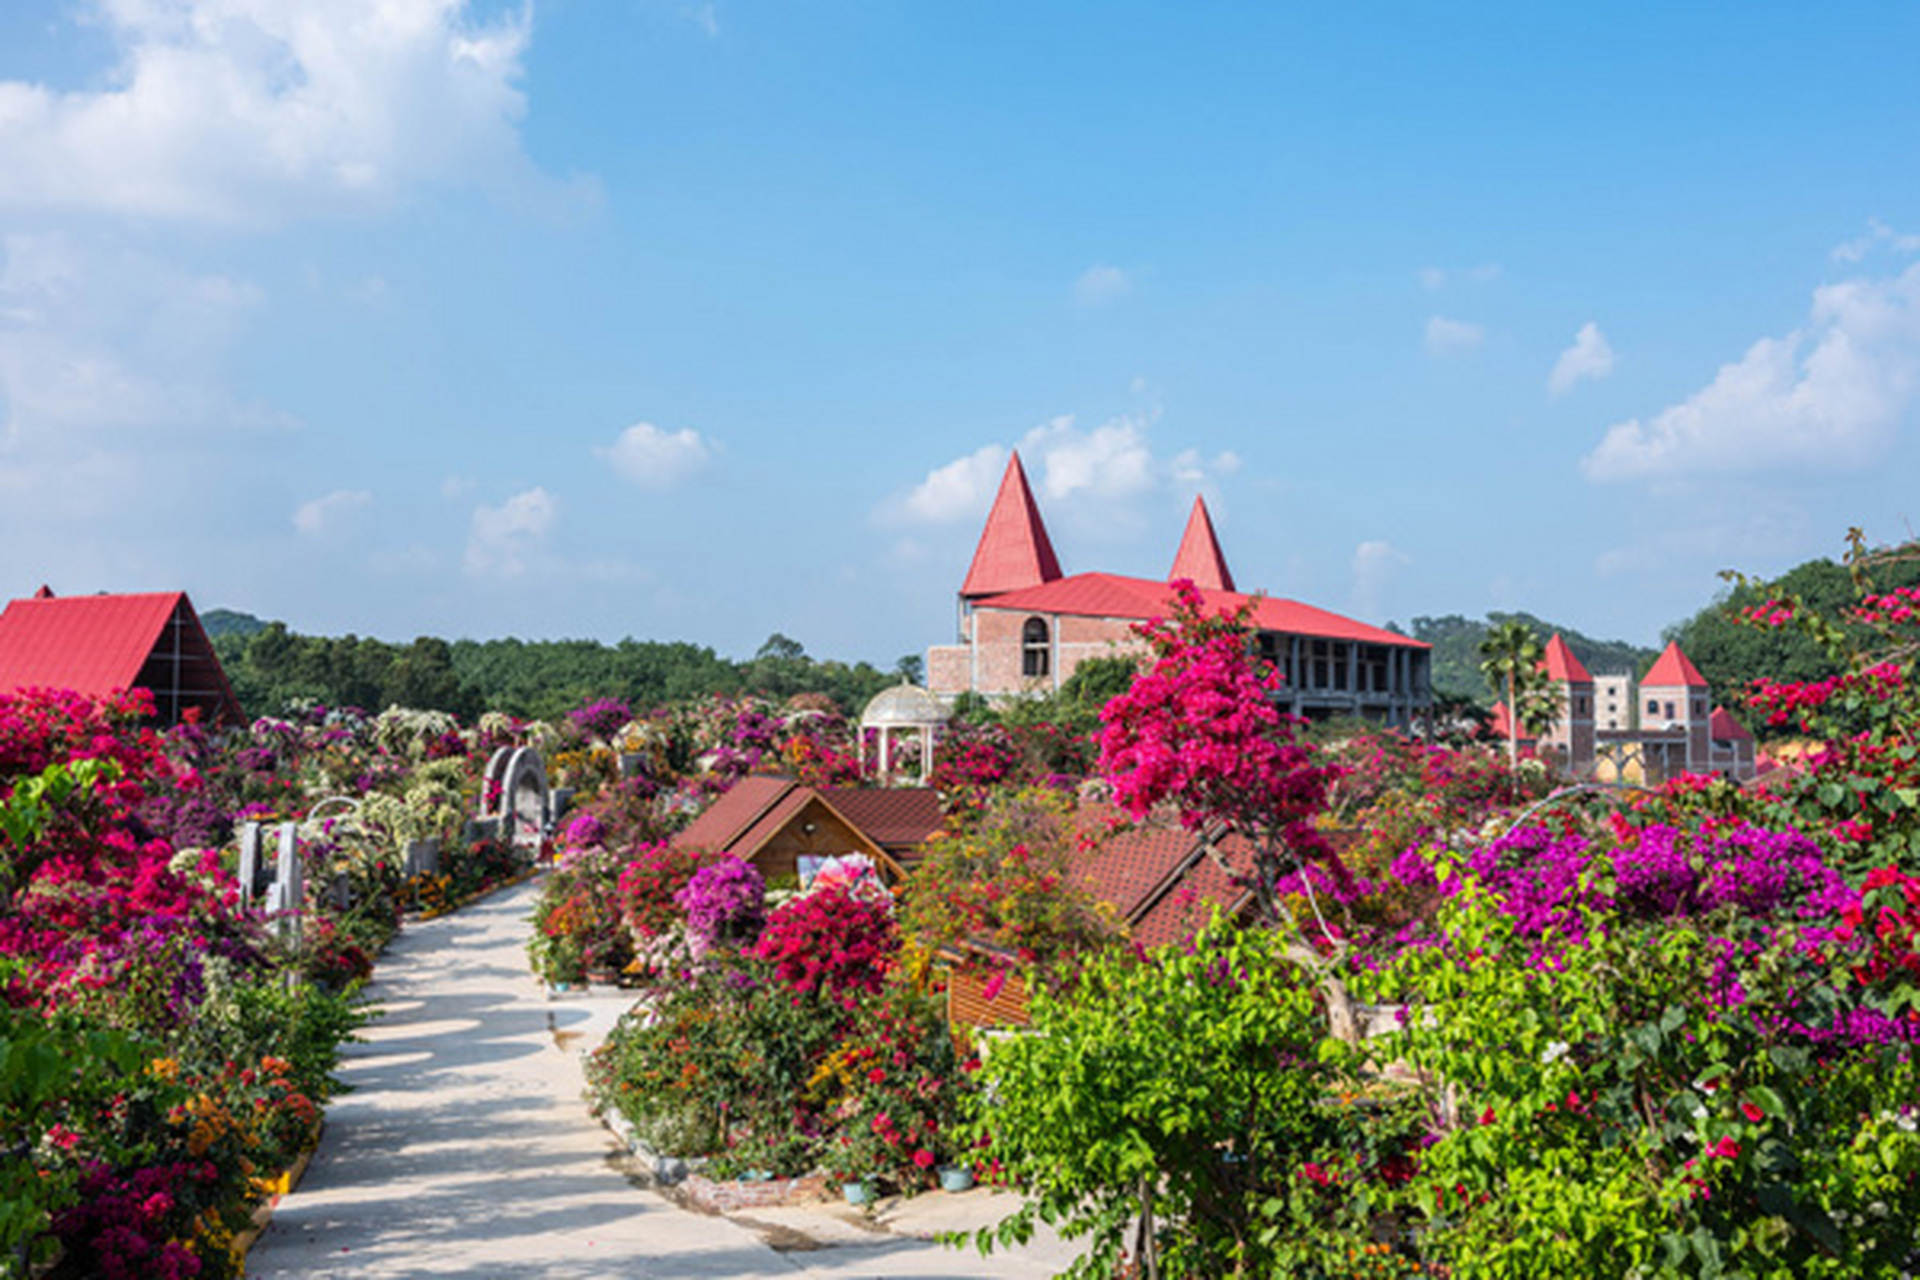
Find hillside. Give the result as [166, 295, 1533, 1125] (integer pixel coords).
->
[1407, 612, 1657, 704]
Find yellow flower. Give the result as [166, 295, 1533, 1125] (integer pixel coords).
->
[148, 1056, 180, 1083]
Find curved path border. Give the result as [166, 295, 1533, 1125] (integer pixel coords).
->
[248, 878, 1072, 1279]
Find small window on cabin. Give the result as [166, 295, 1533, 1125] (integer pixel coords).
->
[1022, 617, 1051, 678]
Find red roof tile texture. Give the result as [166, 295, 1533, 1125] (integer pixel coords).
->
[975, 573, 1426, 649]
[673, 775, 797, 855]
[818, 787, 943, 850]
[1168, 495, 1235, 593]
[1643, 640, 1710, 688]
[959, 451, 1063, 600]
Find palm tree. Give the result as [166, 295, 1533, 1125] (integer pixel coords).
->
[1479, 620, 1545, 769]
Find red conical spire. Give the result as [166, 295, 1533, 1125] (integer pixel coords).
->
[1168, 495, 1235, 593]
[1643, 640, 1709, 688]
[960, 451, 1063, 599]
[1540, 633, 1592, 683]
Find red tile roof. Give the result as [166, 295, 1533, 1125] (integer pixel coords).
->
[1642, 640, 1709, 688]
[960, 451, 1063, 600]
[1708, 705, 1752, 741]
[0, 590, 242, 724]
[1487, 700, 1537, 743]
[1070, 804, 1256, 949]
[1541, 633, 1592, 683]
[975, 573, 1426, 649]
[1168, 495, 1235, 593]
[818, 786, 943, 852]
[673, 775, 798, 855]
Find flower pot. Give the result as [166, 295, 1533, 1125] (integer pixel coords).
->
[841, 1179, 876, 1206]
[937, 1165, 975, 1193]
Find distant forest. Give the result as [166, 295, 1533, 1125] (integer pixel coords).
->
[205, 542, 1920, 732]
[202, 611, 909, 721]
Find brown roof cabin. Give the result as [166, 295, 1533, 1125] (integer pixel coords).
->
[944, 806, 1268, 1034]
[671, 775, 943, 884]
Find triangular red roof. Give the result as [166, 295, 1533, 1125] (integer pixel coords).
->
[0, 590, 242, 725]
[1168, 495, 1235, 592]
[1643, 640, 1709, 688]
[1487, 700, 1538, 743]
[1707, 706, 1752, 742]
[1540, 633, 1592, 683]
[959, 451, 1063, 600]
[976, 573, 1426, 650]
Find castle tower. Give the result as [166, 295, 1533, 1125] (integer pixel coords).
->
[1168, 495, 1235, 592]
[1539, 633, 1596, 776]
[1640, 641, 1712, 777]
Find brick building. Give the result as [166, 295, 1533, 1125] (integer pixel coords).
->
[925, 453, 1432, 726]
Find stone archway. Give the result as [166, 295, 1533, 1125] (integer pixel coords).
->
[499, 747, 549, 851]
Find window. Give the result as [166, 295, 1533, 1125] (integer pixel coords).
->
[1665, 701, 1676, 721]
[1021, 617, 1050, 679]
[1647, 698, 1658, 715]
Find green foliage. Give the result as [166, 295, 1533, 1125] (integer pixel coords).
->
[962, 922, 1366, 1278]
[1413, 612, 1654, 705]
[1666, 551, 1920, 739]
[1357, 874, 1920, 1279]
[216, 617, 899, 720]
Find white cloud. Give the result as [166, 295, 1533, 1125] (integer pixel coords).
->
[1419, 263, 1501, 290]
[598, 421, 713, 488]
[1026, 414, 1157, 500]
[0, 0, 550, 224]
[889, 443, 1008, 524]
[1548, 321, 1616, 395]
[1351, 539, 1410, 618]
[292, 488, 372, 536]
[878, 412, 1239, 530]
[1833, 218, 1920, 264]
[1583, 263, 1920, 482]
[465, 486, 557, 577]
[1073, 265, 1131, 306]
[1424, 315, 1484, 356]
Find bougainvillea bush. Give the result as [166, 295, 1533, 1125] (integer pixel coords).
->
[0, 689, 362, 1277]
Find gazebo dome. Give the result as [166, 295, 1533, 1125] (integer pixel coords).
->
[860, 682, 951, 729]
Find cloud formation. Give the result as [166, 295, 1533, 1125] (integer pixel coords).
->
[599, 421, 713, 488]
[1350, 539, 1409, 618]
[292, 489, 373, 536]
[1424, 315, 1484, 356]
[1583, 263, 1920, 482]
[1548, 321, 1616, 395]
[882, 413, 1238, 530]
[0, 0, 544, 223]
[1073, 264, 1131, 306]
[466, 487, 557, 577]
[1833, 218, 1920, 264]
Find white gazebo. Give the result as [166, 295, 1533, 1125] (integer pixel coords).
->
[859, 682, 951, 785]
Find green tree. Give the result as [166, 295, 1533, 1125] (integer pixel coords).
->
[1478, 619, 1550, 769]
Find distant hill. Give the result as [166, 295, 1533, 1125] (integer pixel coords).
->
[1407, 612, 1658, 704]
[200, 609, 270, 640]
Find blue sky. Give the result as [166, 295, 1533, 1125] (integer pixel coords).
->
[1, 2, 1917, 668]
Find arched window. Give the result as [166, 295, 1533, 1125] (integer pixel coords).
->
[1022, 617, 1051, 679]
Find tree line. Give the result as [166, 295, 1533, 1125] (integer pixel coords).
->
[204, 612, 907, 721]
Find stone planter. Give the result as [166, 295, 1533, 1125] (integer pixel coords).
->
[937, 1165, 975, 1193]
[403, 836, 441, 879]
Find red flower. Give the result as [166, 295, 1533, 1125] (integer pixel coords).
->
[1740, 1099, 1765, 1124]
[912, 1148, 937, 1169]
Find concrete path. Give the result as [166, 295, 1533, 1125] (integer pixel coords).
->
[248, 877, 1076, 1279]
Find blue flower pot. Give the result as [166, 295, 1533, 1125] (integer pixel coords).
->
[841, 1179, 875, 1206]
[938, 1165, 975, 1193]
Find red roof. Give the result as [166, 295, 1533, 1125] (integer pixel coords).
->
[673, 775, 797, 855]
[0, 590, 242, 725]
[1071, 805, 1256, 949]
[975, 573, 1426, 649]
[1643, 640, 1709, 688]
[1168, 495, 1235, 593]
[1708, 706, 1752, 742]
[960, 451, 1063, 600]
[673, 776, 941, 869]
[818, 786, 943, 852]
[1540, 633, 1592, 683]
[1487, 700, 1537, 743]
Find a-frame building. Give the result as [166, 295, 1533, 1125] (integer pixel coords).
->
[0, 587, 244, 726]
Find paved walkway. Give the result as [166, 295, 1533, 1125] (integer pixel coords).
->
[249, 878, 1075, 1279]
